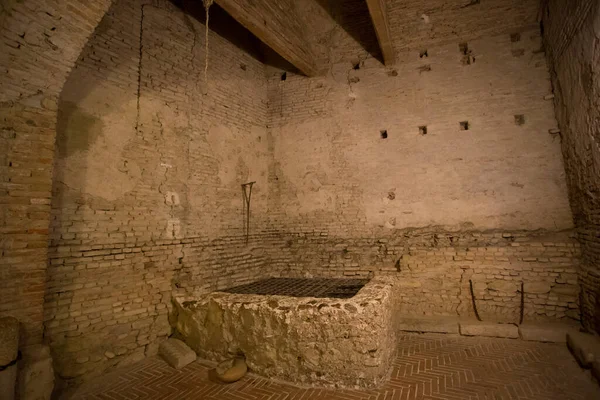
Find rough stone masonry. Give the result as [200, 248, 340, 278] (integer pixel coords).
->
[0, 0, 599, 393]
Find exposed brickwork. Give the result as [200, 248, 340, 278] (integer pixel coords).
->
[45, 0, 271, 382]
[263, 0, 577, 327]
[70, 334, 600, 400]
[542, 0, 600, 333]
[0, 0, 113, 345]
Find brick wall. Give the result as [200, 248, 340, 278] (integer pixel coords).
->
[542, 0, 600, 333]
[45, 0, 273, 382]
[265, 0, 578, 323]
[0, 0, 112, 346]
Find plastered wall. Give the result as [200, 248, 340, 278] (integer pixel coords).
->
[268, 0, 572, 234]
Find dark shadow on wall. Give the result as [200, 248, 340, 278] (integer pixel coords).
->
[175, 0, 298, 73]
[315, 0, 383, 63]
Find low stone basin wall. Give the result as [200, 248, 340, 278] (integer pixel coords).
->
[172, 277, 397, 388]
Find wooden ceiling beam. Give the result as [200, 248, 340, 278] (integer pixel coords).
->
[365, 0, 395, 65]
[214, 0, 318, 76]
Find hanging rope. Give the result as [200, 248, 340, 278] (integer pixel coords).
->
[202, 0, 214, 95]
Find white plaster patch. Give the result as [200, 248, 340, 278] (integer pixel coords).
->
[166, 218, 182, 239]
[165, 191, 180, 206]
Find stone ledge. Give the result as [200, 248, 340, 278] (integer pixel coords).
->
[459, 321, 519, 338]
[396, 316, 579, 343]
[397, 316, 459, 334]
[519, 323, 577, 343]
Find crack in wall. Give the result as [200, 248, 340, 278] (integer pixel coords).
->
[135, 4, 147, 136]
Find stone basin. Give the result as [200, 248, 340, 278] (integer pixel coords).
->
[172, 276, 397, 388]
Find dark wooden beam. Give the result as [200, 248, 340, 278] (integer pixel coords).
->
[365, 0, 395, 65]
[214, 0, 318, 76]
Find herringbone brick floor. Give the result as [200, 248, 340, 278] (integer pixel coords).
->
[69, 334, 600, 400]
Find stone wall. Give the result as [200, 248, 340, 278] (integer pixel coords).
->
[45, 0, 272, 382]
[542, 0, 600, 333]
[173, 277, 397, 388]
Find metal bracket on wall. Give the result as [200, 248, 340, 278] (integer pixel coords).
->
[241, 182, 255, 245]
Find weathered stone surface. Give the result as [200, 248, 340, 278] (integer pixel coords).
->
[524, 282, 552, 294]
[173, 277, 398, 388]
[18, 345, 54, 400]
[567, 332, 600, 368]
[459, 321, 519, 338]
[158, 339, 196, 370]
[397, 316, 459, 334]
[519, 324, 576, 343]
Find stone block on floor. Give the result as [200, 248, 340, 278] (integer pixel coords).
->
[18, 345, 54, 400]
[567, 331, 600, 368]
[459, 321, 519, 338]
[159, 338, 197, 369]
[519, 323, 576, 343]
[396, 316, 459, 334]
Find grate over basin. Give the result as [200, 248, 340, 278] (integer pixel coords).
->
[221, 277, 370, 299]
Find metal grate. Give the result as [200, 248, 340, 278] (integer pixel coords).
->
[221, 277, 370, 299]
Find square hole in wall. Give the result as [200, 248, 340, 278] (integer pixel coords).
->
[419, 49, 428, 58]
[460, 121, 470, 131]
[419, 126, 427, 135]
[510, 33, 521, 42]
[380, 130, 388, 139]
[514, 114, 525, 125]
[459, 42, 469, 55]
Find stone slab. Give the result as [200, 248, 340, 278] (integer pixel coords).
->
[159, 339, 196, 369]
[18, 345, 54, 400]
[459, 321, 519, 338]
[566, 332, 600, 368]
[518, 323, 576, 343]
[0, 317, 19, 365]
[397, 316, 459, 334]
